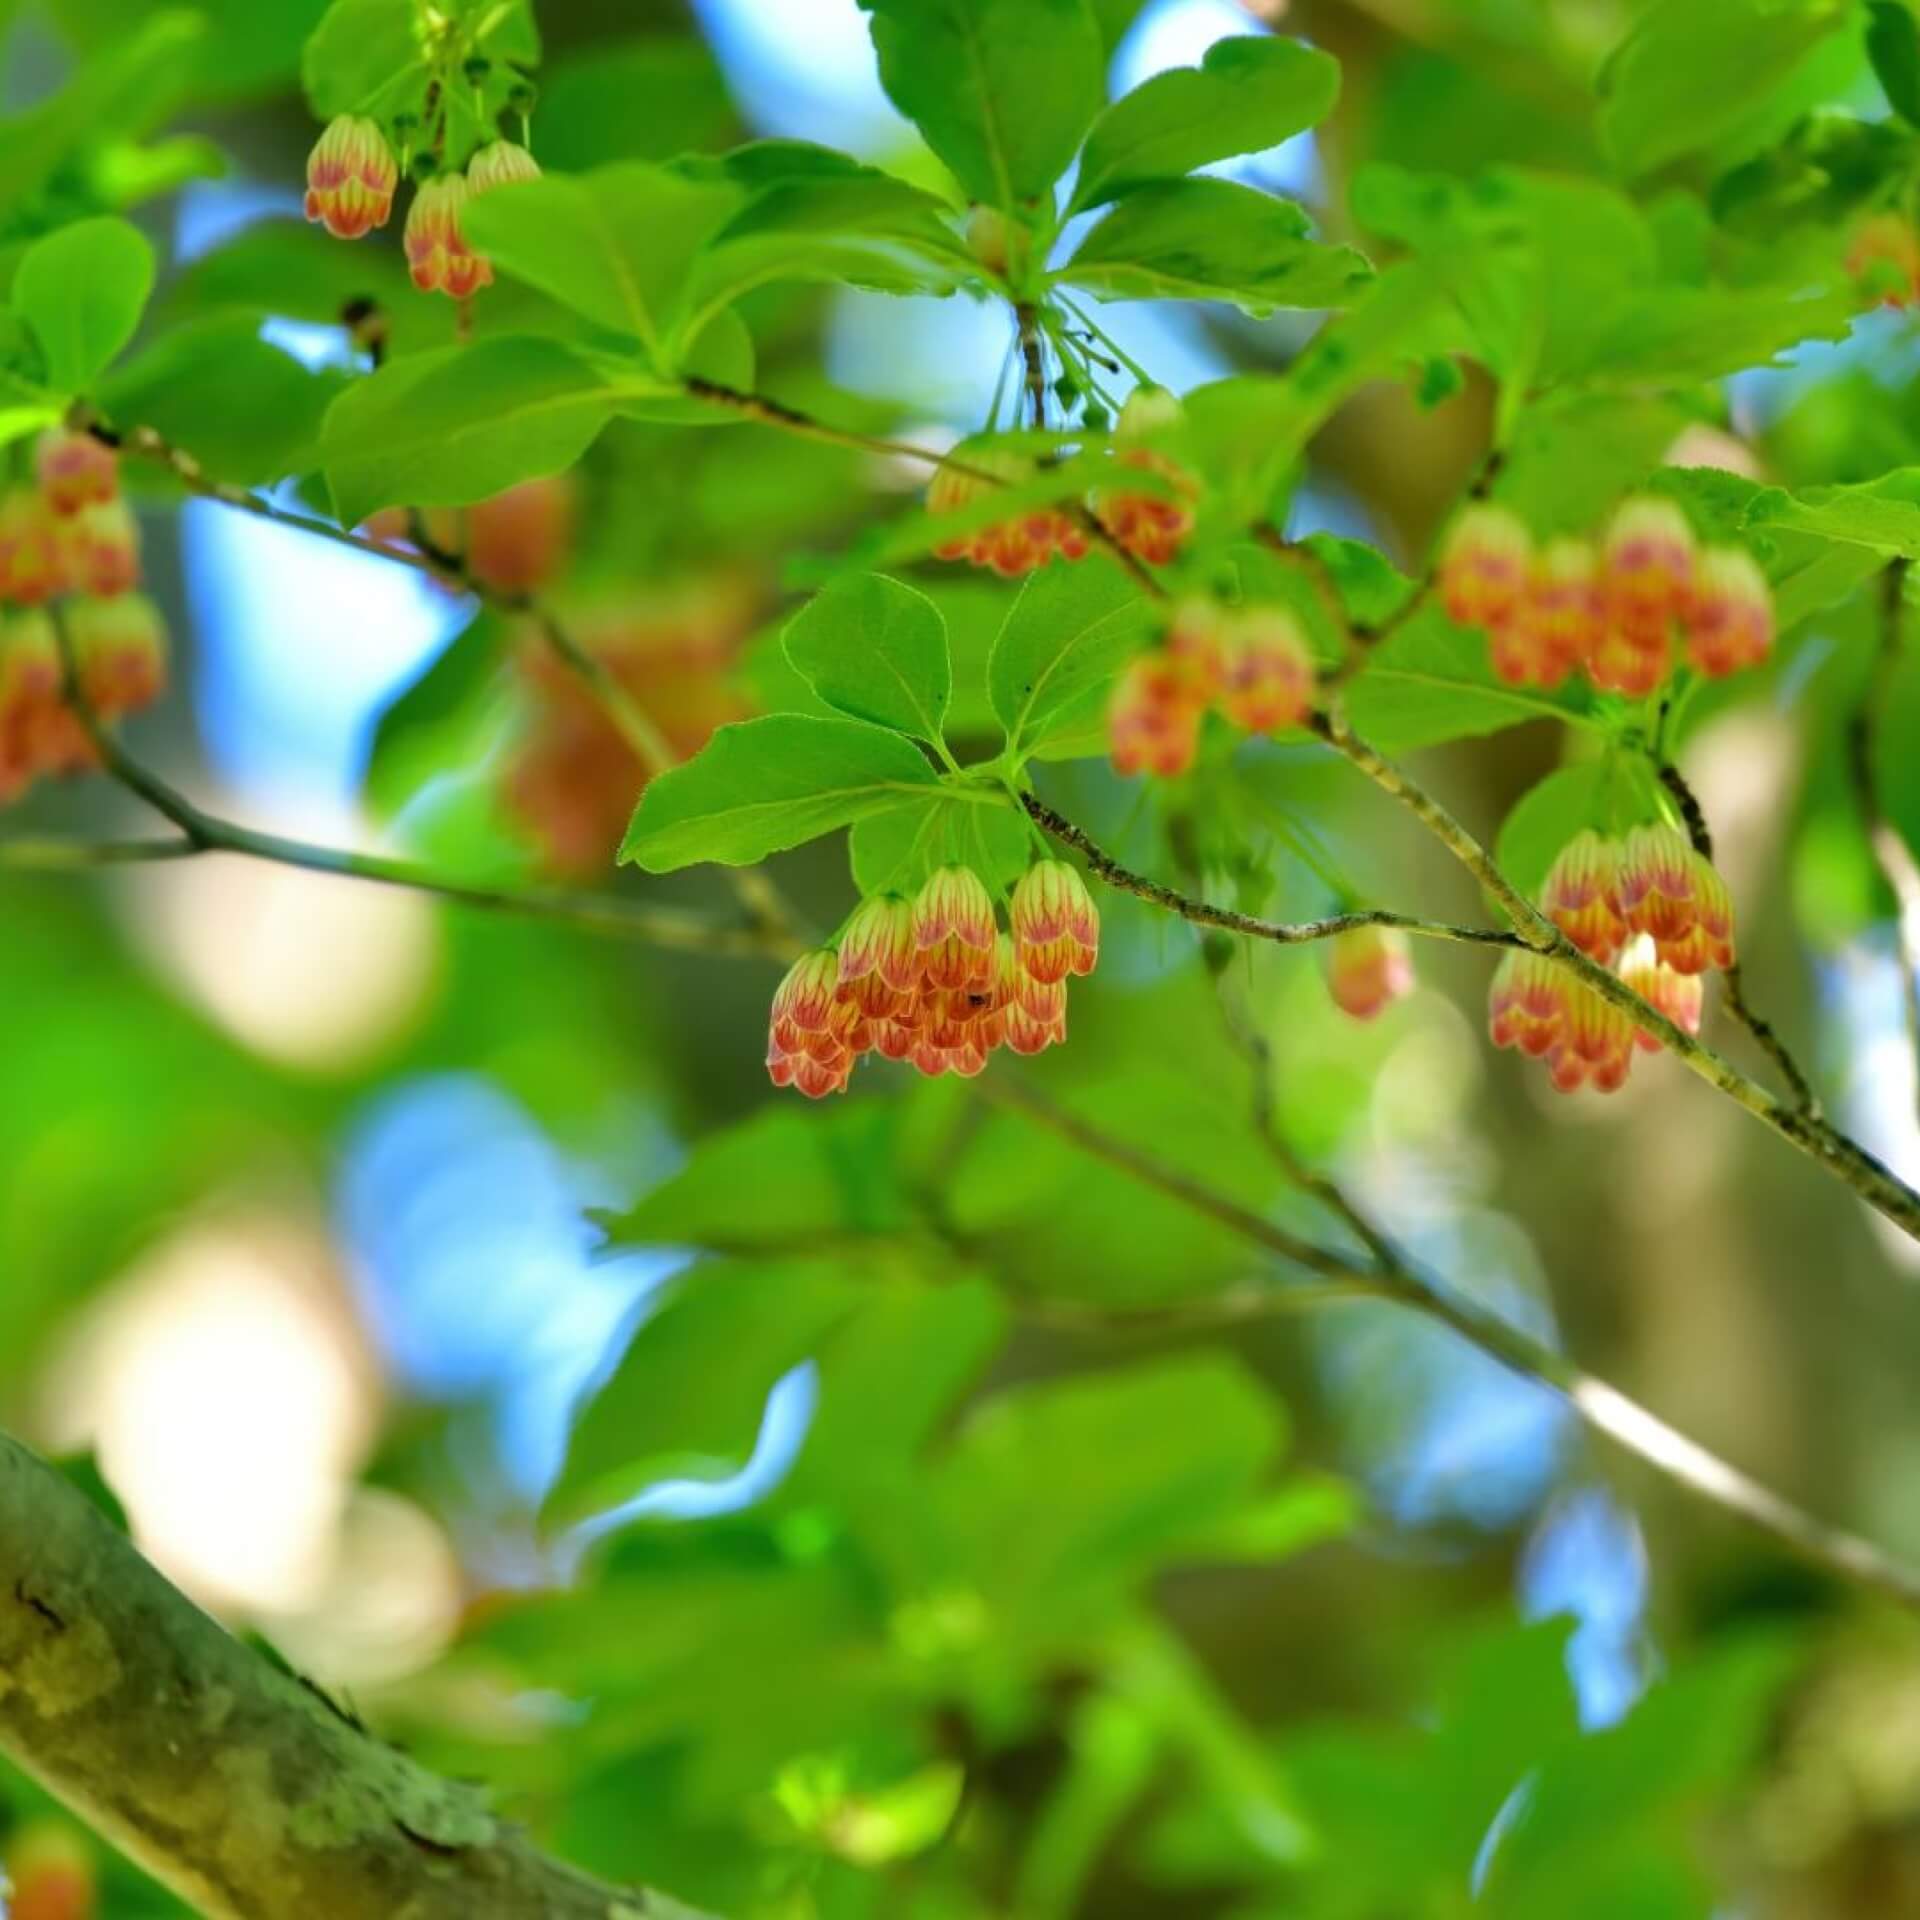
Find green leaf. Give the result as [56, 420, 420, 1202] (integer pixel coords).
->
[848, 793, 1031, 894]
[1756, 469, 1920, 556]
[783, 573, 953, 744]
[857, 0, 1106, 210]
[535, 37, 737, 172]
[1870, 0, 1920, 125]
[320, 336, 655, 529]
[300, 0, 426, 120]
[1561, 283, 1855, 387]
[99, 315, 343, 487]
[791, 1277, 1008, 1498]
[1062, 178, 1372, 313]
[0, 9, 205, 212]
[598, 1103, 916, 1254]
[1598, 0, 1850, 178]
[0, 369, 63, 449]
[687, 150, 970, 325]
[48, 0, 328, 103]
[363, 610, 508, 821]
[1180, 262, 1451, 521]
[1072, 35, 1339, 211]
[14, 217, 154, 394]
[1495, 763, 1613, 899]
[1482, 1632, 1804, 1913]
[553, 1260, 864, 1522]
[988, 564, 1160, 759]
[459, 164, 745, 368]
[1344, 605, 1600, 752]
[932, 1355, 1287, 1633]
[620, 715, 942, 871]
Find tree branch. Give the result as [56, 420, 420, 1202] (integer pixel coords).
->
[38, 620, 789, 961]
[985, 1077, 1920, 1607]
[1312, 713, 1920, 1246]
[0, 834, 199, 871]
[82, 407, 804, 948]
[0, 1431, 702, 1919]
[1655, 757, 1820, 1116]
[1019, 794, 1524, 954]
[1850, 559, 1920, 1127]
[1014, 302, 1049, 431]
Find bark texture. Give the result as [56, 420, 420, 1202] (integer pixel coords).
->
[0, 1433, 696, 1919]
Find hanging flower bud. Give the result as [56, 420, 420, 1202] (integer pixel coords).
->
[0, 486, 61, 605]
[1545, 979, 1637, 1094]
[768, 947, 841, 1050]
[1618, 933, 1704, 1053]
[1495, 536, 1599, 689]
[1541, 829, 1626, 962]
[788, 1044, 855, 1098]
[66, 593, 168, 719]
[1684, 545, 1773, 678]
[1108, 655, 1203, 778]
[4, 1820, 97, 1920]
[1584, 616, 1671, 698]
[914, 866, 997, 992]
[1091, 388, 1198, 567]
[1164, 596, 1226, 700]
[870, 1017, 918, 1063]
[1439, 502, 1531, 633]
[55, 497, 140, 596]
[1614, 825, 1736, 972]
[1012, 860, 1099, 983]
[1488, 949, 1568, 1058]
[965, 205, 1015, 277]
[405, 174, 493, 299]
[1615, 824, 1698, 946]
[1601, 495, 1696, 639]
[0, 607, 91, 782]
[34, 429, 118, 516]
[839, 891, 920, 995]
[928, 441, 1087, 577]
[1011, 858, 1099, 952]
[468, 138, 541, 195]
[913, 864, 997, 953]
[1325, 925, 1415, 1021]
[304, 114, 399, 240]
[0, 612, 58, 800]
[1004, 994, 1067, 1056]
[1219, 608, 1315, 734]
[1658, 854, 1737, 975]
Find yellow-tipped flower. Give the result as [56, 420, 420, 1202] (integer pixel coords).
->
[304, 114, 398, 240]
[1325, 925, 1415, 1021]
[405, 174, 493, 299]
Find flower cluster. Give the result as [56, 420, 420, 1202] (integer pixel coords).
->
[1090, 388, 1199, 567]
[305, 117, 540, 301]
[1440, 497, 1773, 697]
[1489, 824, 1730, 1094]
[504, 583, 753, 875]
[927, 442, 1090, 577]
[0, 430, 167, 802]
[1325, 924, 1415, 1021]
[1108, 598, 1317, 778]
[927, 391, 1199, 579]
[767, 859, 1100, 1097]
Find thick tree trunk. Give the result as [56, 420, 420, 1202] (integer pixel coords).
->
[0, 1433, 695, 1919]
